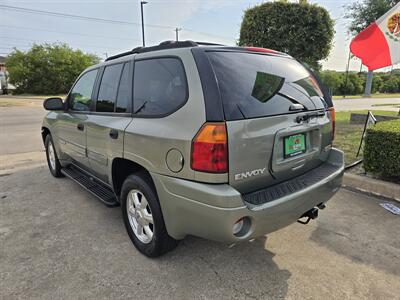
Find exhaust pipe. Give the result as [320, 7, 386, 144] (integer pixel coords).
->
[297, 207, 319, 225]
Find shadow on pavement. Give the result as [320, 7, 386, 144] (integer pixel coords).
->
[159, 236, 291, 299]
[309, 190, 400, 277]
[1, 165, 291, 299]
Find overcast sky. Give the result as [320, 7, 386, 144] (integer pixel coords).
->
[0, 0, 396, 71]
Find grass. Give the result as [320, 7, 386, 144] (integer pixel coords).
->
[333, 110, 399, 165]
[0, 95, 65, 107]
[333, 93, 400, 99]
[0, 96, 43, 107]
[371, 103, 400, 108]
[0, 100, 26, 107]
[8, 94, 66, 99]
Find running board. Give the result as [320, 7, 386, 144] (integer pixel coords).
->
[61, 165, 119, 207]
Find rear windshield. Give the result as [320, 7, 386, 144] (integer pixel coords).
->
[207, 51, 327, 120]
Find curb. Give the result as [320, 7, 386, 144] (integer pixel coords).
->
[343, 173, 400, 202]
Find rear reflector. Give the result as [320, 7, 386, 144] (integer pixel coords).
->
[191, 123, 228, 173]
[329, 107, 336, 140]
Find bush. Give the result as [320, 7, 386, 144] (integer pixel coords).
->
[239, 1, 334, 70]
[339, 72, 364, 95]
[364, 120, 400, 178]
[6, 43, 100, 94]
[318, 70, 361, 95]
[381, 76, 400, 93]
[318, 70, 344, 95]
[318, 71, 400, 95]
[371, 74, 383, 93]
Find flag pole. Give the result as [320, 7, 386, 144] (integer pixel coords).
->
[343, 51, 351, 99]
[364, 70, 373, 97]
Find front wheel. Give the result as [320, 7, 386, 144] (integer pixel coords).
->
[45, 134, 63, 177]
[121, 172, 178, 257]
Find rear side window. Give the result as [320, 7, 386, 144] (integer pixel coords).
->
[96, 63, 124, 112]
[207, 52, 326, 120]
[133, 58, 187, 116]
[70, 69, 98, 111]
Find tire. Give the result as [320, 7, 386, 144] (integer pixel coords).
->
[45, 134, 63, 178]
[121, 172, 178, 257]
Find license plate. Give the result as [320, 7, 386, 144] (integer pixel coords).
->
[284, 133, 306, 158]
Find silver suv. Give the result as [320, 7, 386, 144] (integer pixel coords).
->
[42, 41, 344, 257]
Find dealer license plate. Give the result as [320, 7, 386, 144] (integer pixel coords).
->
[284, 133, 306, 158]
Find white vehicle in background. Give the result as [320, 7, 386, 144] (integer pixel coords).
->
[0, 71, 15, 94]
[0, 71, 8, 94]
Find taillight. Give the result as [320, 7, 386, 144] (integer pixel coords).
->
[329, 107, 336, 140]
[191, 123, 228, 173]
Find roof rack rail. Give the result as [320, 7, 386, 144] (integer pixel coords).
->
[105, 47, 142, 61]
[105, 40, 226, 61]
[195, 41, 225, 46]
[106, 40, 197, 61]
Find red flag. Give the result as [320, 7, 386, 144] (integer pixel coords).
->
[350, 3, 400, 70]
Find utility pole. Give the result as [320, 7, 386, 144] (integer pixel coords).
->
[174, 27, 181, 42]
[343, 51, 352, 98]
[140, 1, 148, 47]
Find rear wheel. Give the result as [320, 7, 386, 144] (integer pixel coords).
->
[121, 172, 178, 257]
[45, 134, 63, 177]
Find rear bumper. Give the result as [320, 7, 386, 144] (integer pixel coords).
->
[151, 148, 344, 243]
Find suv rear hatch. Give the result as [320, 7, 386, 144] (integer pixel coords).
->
[206, 50, 334, 194]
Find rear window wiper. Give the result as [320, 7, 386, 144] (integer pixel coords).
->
[295, 110, 325, 123]
[277, 92, 309, 111]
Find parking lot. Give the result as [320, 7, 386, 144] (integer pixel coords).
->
[1, 104, 400, 299]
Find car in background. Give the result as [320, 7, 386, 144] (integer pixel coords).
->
[0, 71, 7, 94]
[0, 71, 15, 94]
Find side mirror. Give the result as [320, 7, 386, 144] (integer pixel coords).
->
[43, 97, 64, 111]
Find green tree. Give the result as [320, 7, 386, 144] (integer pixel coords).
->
[339, 72, 364, 95]
[318, 71, 344, 95]
[318, 71, 400, 95]
[371, 74, 383, 93]
[239, 2, 334, 70]
[6, 43, 100, 94]
[345, 0, 399, 35]
[381, 76, 400, 92]
[345, 1, 399, 96]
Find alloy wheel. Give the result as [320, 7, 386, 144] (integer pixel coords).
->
[126, 189, 154, 244]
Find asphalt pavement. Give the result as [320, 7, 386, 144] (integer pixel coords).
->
[1, 102, 400, 299]
[0, 106, 46, 155]
[1, 161, 399, 299]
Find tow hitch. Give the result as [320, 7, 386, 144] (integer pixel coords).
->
[297, 206, 322, 225]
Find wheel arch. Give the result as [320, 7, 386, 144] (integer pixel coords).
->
[41, 126, 51, 145]
[111, 157, 154, 199]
